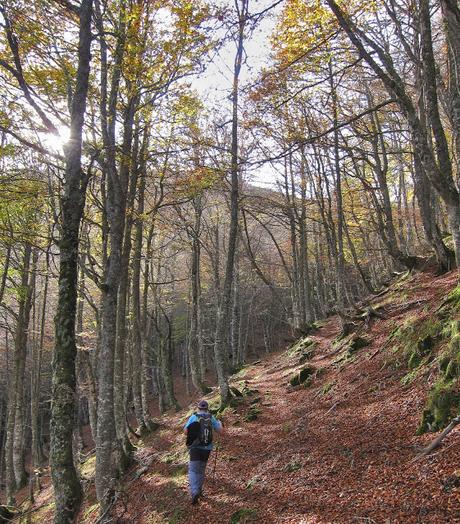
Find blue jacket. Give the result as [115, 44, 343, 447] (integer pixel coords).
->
[184, 411, 222, 451]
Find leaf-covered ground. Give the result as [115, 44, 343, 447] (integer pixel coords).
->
[16, 270, 460, 523]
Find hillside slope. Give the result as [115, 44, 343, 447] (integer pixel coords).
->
[22, 270, 460, 523]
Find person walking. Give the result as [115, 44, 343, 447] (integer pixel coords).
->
[184, 399, 223, 504]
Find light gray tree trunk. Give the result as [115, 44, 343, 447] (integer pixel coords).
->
[188, 195, 205, 391]
[213, 0, 249, 406]
[5, 244, 33, 503]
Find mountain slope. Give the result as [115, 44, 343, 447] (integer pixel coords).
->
[21, 270, 460, 523]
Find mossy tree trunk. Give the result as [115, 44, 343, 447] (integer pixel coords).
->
[113, 112, 138, 451]
[49, 1, 93, 522]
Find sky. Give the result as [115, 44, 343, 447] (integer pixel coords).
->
[191, 0, 285, 189]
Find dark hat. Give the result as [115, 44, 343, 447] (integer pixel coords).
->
[197, 399, 209, 410]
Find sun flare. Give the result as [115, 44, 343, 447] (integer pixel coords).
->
[41, 127, 70, 153]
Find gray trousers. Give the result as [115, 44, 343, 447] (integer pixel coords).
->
[188, 448, 211, 497]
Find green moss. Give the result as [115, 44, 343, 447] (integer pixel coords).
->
[161, 448, 189, 466]
[245, 477, 259, 490]
[452, 321, 460, 337]
[321, 382, 335, 395]
[390, 315, 443, 372]
[80, 454, 96, 479]
[332, 336, 368, 368]
[287, 336, 316, 357]
[417, 379, 460, 434]
[206, 394, 222, 414]
[407, 351, 421, 370]
[81, 503, 99, 521]
[30, 502, 55, 523]
[229, 364, 245, 375]
[285, 459, 302, 472]
[417, 409, 435, 435]
[241, 387, 259, 397]
[219, 405, 236, 417]
[289, 365, 315, 387]
[401, 367, 422, 386]
[299, 346, 316, 364]
[244, 406, 261, 422]
[333, 350, 356, 367]
[230, 386, 244, 398]
[230, 508, 259, 523]
[445, 285, 460, 311]
[437, 329, 460, 380]
[349, 336, 369, 352]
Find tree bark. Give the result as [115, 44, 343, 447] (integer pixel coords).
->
[213, 0, 249, 406]
[5, 244, 33, 503]
[49, 1, 93, 521]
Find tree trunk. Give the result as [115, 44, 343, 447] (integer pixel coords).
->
[188, 195, 205, 391]
[49, 2, 93, 522]
[213, 0, 249, 406]
[5, 244, 33, 503]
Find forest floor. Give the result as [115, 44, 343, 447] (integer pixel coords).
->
[18, 269, 460, 523]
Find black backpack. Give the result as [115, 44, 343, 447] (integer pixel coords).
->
[186, 412, 213, 447]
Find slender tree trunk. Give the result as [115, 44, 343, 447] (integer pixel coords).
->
[5, 244, 32, 503]
[95, 3, 134, 506]
[188, 196, 205, 391]
[132, 160, 149, 431]
[13, 248, 36, 490]
[113, 121, 138, 450]
[30, 250, 49, 496]
[213, 0, 249, 406]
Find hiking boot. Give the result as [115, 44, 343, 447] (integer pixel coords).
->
[191, 494, 199, 505]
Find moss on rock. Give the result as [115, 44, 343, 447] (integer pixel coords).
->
[230, 386, 244, 398]
[287, 336, 316, 358]
[417, 379, 460, 434]
[321, 382, 335, 395]
[389, 315, 443, 372]
[289, 365, 315, 387]
[333, 336, 369, 368]
[244, 406, 261, 422]
[445, 285, 460, 311]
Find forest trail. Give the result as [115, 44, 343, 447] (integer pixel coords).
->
[32, 270, 460, 523]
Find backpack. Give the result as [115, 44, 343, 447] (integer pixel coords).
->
[186, 412, 213, 447]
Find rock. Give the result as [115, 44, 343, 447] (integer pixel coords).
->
[230, 386, 244, 397]
[289, 365, 315, 387]
[0, 506, 17, 523]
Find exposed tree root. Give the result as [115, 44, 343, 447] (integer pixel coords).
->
[412, 415, 460, 461]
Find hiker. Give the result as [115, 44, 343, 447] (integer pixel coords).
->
[184, 399, 223, 504]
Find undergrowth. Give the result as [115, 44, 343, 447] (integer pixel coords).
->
[385, 286, 460, 434]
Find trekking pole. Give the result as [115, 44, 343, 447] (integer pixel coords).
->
[212, 445, 218, 483]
